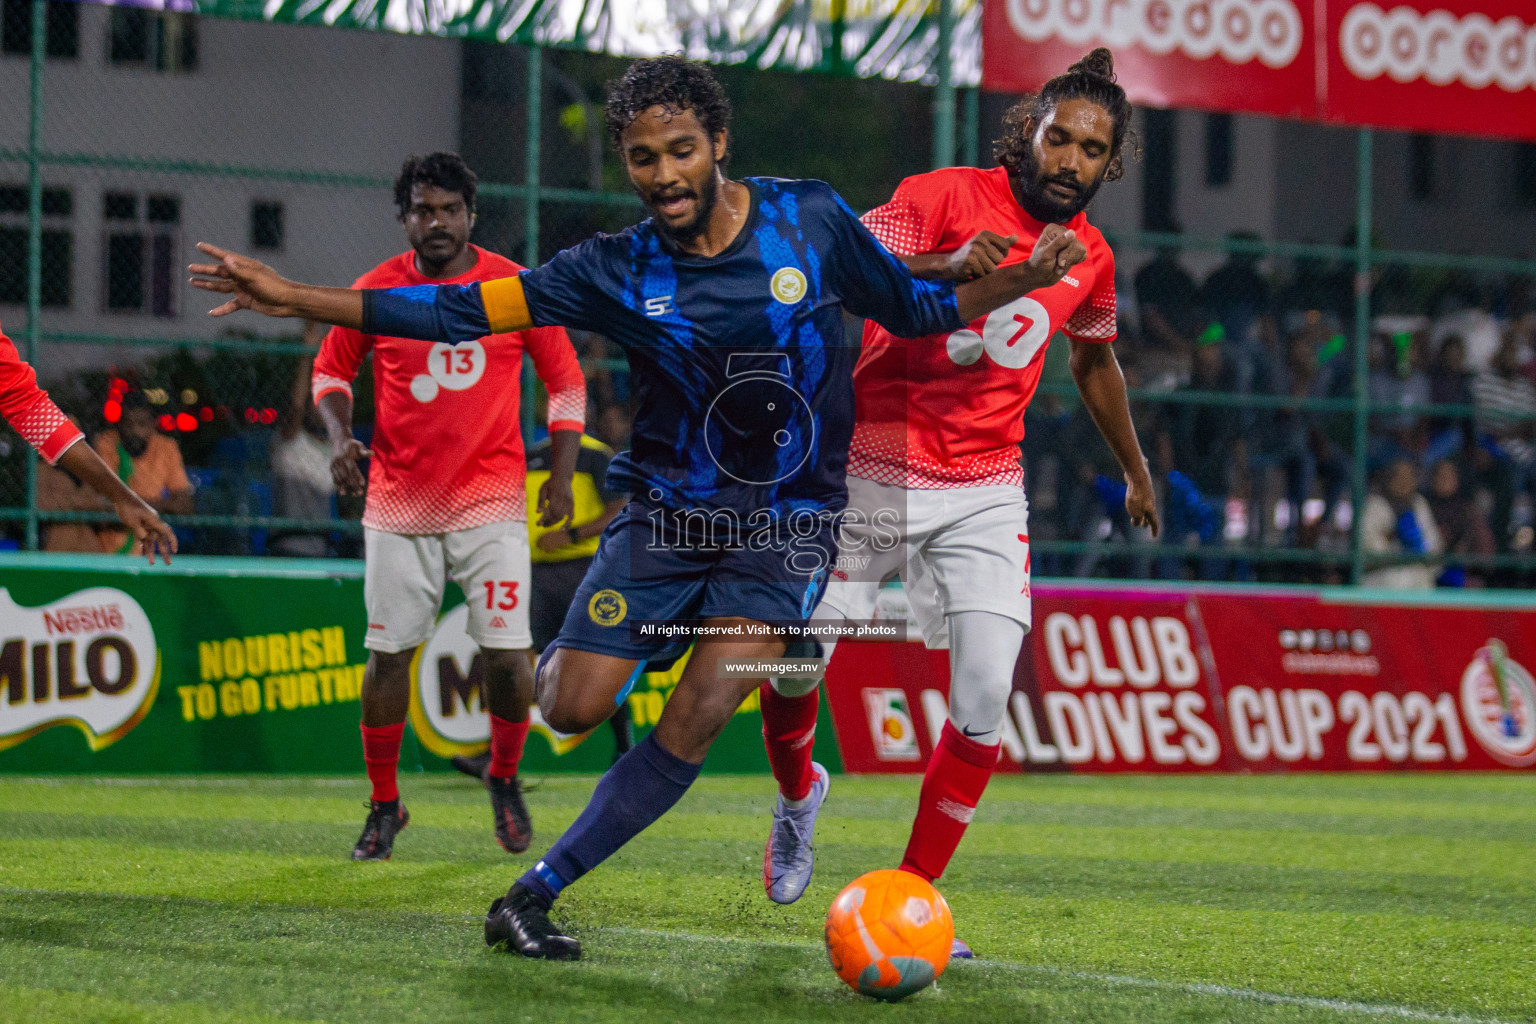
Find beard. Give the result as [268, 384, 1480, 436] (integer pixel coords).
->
[648, 169, 720, 245]
[1012, 145, 1104, 224]
[120, 432, 149, 458]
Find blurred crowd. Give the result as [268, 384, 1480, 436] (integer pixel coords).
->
[12, 248, 1535, 590]
[1026, 242, 1535, 589]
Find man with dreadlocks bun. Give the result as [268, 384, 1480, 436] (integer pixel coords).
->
[760, 49, 1159, 956]
[191, 55, 1091, 960]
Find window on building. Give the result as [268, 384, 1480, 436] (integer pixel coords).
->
[1, 0, 79, 58]
[1142, 108, 1177, 232]
[1204, 113, 1233, 188]
[108, 8, 196, 71]
[250, 201, 284, 250]
[1514, 143, 1536, 208]
[0, 184, 72, 307]
[103, 191, 179, 316]
[1408, 134, 1436, 200]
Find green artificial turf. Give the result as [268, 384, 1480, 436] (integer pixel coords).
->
[0, 772, 1532, 1023]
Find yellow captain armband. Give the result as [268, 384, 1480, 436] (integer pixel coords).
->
[480, 275, 534, 333]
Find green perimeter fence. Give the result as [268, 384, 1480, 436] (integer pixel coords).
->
[1, 0, 1534, 587]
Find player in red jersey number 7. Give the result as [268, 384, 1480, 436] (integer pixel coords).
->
[759, 51, 1159, 956]
[313, 154, 586, 861]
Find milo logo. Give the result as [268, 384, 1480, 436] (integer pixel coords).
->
[407, 603, 583, 759]
[1461, 640, 1536, 768]
[0, 587, 159, 751]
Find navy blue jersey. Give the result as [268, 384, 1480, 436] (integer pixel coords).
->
[365, 177, 963, 522]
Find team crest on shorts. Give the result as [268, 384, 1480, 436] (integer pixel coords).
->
[588, 589, 627, 627]
[770, 267, 806, 304]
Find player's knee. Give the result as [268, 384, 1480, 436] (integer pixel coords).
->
[770, 675, 820, 699]
[533, 653, 607, 734]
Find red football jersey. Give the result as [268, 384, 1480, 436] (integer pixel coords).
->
[853, 165, 1116, 489]
[313, 245, 586, 534]
[0, 325, 81, 465]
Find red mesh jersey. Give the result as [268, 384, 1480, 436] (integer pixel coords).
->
[854, 166, 1116, 489]
[0, 326, 82, 465]
[313, 246, 586, 534]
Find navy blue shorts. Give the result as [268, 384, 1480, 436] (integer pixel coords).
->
[547, 501, 834, 667]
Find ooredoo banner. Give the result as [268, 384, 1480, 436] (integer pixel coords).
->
[982, 0, 1317, 118]
[983, 0, 1536, 141]
[1325, 1, 1536, 138]
[825, 582, 1536, 773]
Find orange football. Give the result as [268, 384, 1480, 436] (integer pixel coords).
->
[824, 869, 954, 1001]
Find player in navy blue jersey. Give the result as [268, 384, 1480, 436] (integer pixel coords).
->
[191, 56, 1087, 960]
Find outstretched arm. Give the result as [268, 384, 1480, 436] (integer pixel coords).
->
[56, 441, 177, 563]
[899, 230, 1018, 282]
[189, 243, 534, 341]
[1070, 339, 1158, 536]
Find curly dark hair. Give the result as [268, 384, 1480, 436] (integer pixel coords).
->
[394, 152, 477, 218]
[994, 48, 1138, 184]
[604, 56, 732, 159]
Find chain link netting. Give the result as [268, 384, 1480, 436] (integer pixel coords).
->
[1, 7, 1533, 586]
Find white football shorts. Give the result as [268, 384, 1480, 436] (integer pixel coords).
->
[363, 520, 533, 653]
[818, 476, 1031, 649]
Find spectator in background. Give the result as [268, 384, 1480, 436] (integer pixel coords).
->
[1361, 457, 1442, 589]
[1156, 327, 1240, 579]
[270, 322, 337, 557]
[1132, 246, 1199, 390]
[1251, 318, 1350, 547]
[1471, 331, 1536, 550]
[1426, 333, 1475, 465]
[1366, 317, 1431, 465]
[1199, 234, 1271, 361]
[1431, 299, 1501, 374]
[35, 414, 113, 553]
[93, 390, 193, 555]
[1425, 458, 1494, 587]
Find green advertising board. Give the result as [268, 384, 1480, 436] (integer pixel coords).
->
[0, 553, 843, 775]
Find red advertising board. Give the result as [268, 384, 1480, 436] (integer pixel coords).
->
[824, 584, 1536, 773]
[982, 0, 1319, 118]
[1324, 1, 1536, 138]
[983, 0, 1536, 141]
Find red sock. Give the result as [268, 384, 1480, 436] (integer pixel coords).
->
[759, 683, 819, 801]
[360, 722, 405, 803]
[488, 714, 530, 779]
[899, 721, 1000, 883]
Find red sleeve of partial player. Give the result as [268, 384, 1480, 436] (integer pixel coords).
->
[1062, 237, 1117, 344]
[525, 325, 586, 433]
[860, 173, 952, 257]
[0, 329, 82, 465]
[312, 324, 373, 403]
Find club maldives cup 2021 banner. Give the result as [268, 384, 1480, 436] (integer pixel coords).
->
[983, 0, 1536, 141]
[824, 582, 1536, 773]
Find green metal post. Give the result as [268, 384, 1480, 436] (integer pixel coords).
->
[1348, 128, 1373, 584]
[523, 44, 542, 267]
[23, 0, 45, 551]
[961, 86, 979, 168]
[522, 45, 542, 446]
[931, 0, 955, 170]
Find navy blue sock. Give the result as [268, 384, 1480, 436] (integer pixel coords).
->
[519, 732, 701, 904]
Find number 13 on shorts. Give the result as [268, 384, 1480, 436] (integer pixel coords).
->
[484, 581, 520, 610]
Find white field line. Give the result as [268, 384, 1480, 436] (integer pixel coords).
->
[601, 927, 1524, 1024]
